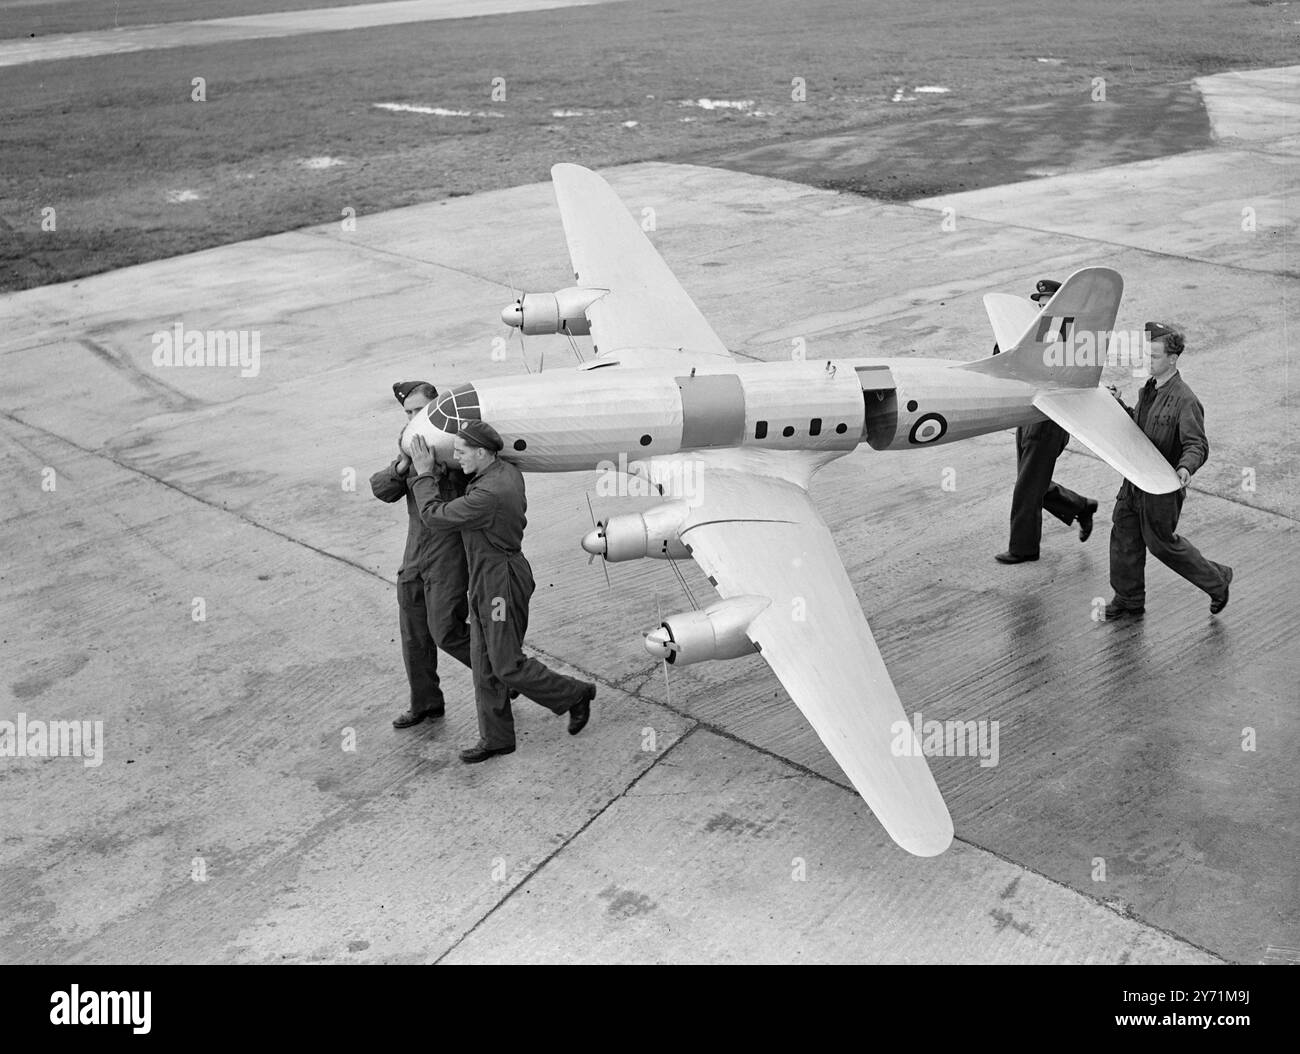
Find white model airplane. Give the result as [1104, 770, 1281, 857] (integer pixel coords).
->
[402, 163, 1179, 857]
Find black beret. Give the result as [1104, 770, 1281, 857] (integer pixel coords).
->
[1030, 278, 1062, 303]
[457, 420, 504, 452]
[1145, 322, 1185, 355]
[1144, 321, 1180, 341]
[393, 380, 435, 405]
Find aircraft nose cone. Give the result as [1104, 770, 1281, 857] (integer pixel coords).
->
[501, 302, 523, 328]
[580, 528, 606, 557]
[398, 420, 417, 456]
[644, 626, 674, 661]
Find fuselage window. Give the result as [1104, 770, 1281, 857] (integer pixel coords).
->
[809, 418, 822, 436]
[755, 421, 768, 439]
[782, 425, 795, 438]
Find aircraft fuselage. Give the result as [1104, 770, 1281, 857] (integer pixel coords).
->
[402, 356, 1048, 473]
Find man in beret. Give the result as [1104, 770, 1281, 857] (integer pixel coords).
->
[408, 421, 596, 762]
[995, 279, 1098, 563]
[370, 382, 473, 728]
[1104, 324, 1233, 617]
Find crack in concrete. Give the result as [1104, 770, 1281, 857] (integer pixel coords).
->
[432, 723, 701, 963]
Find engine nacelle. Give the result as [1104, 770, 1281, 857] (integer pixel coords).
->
[501, 287, 605, 336]
[581, 501, 691, 562]
[644, 595, 771, 666]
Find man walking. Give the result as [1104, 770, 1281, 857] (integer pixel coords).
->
[995, 421, 1098, 564]
[994, 278, 1097, 564]
[409, 422, 596, 763]
[370, 381, 472, 728]
[1104, 323, 1233, 618]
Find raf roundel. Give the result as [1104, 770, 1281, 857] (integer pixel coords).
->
[908, 412, 948, 445]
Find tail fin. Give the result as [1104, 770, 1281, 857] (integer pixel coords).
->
[965, 266, 1178, 493]
[962, 267, 1123, 388]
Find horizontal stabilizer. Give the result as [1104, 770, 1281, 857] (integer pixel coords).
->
[983, 293, 1040, 353]
[1034, 388, 1180, 494]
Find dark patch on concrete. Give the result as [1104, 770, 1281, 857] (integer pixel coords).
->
[598, 884, 657, 920]
[11, 651, 91, 700]
[204, 468, 280, 491]
[1000, 876, 1021, 900]
[348, 939, 370, 952]
[76, 337, 204, 413]
[703, 811, 768, 837]
[389, 755, 453, 798]
[989, 907, 1035, 937]
[699, 83, 1213, 202]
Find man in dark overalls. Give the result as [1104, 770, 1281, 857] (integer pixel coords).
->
[370, 381, 472, 728]
[994, 279, 1097, 563]
[995, 422, 1098, 564]
[1104, 323, 1233, 618]
[409, 422, 596, 763]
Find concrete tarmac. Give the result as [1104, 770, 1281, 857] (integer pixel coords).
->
[0, 67, 1295, 964]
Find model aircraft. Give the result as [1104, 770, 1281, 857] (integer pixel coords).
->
[401, 163, 1180, 857]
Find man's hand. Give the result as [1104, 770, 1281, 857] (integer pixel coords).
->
[410, 434, 436, 476]
[1177, 467, 1190, 489]
[395, 454, 412, 475]
[1106, 384, 1122, 402]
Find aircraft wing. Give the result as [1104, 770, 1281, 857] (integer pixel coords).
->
[551, 163, 734, 362]
[647, 450, 954, 856]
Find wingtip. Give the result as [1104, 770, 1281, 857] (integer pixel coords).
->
[551, 161, 593, 180]
[896, 821, 955, 858]
[1064, 264, 1124, 292]
[877, 791, 954, 857]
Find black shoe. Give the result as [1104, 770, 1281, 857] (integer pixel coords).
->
[458, 742, 515, 764]
[995, 551, 1039, 564]
[393, 707, 444, 729]
[568, 682, 596, 736]
[1210, 567, 1233, 614]
[1078, 499, 1098, 542]
[1103, 599, 1144, 620]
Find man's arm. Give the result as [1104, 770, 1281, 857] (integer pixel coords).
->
[1176, 395, 1209, 477]
[411, 474, 498, 532]
[370, 458, 409, 502]
[1107, 385, 1136, 420]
